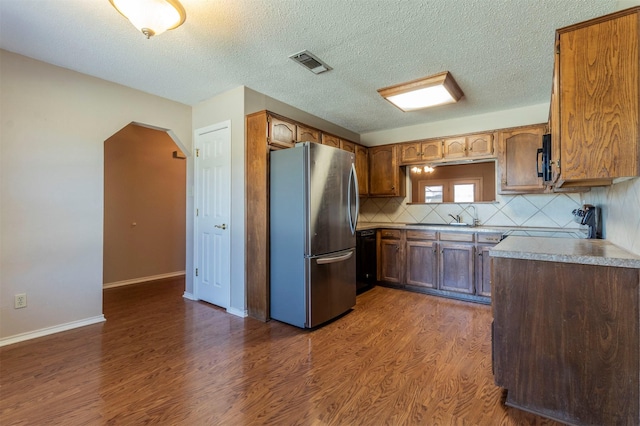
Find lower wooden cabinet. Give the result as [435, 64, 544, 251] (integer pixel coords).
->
[439, 242, 475, 294]
[405, 230, 437, 288]
[377, 230, 403, 283]
[375, 228, 497, 300]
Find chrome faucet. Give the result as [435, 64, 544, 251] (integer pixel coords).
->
[448, 213, 461, 223]
[469, 205, 480, 226]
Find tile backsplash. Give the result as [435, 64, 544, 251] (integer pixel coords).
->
[359, 192, 584, 229]
[585, 177, 640, 256]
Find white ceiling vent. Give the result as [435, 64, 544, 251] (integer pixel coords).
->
[289, 50, 332, 74]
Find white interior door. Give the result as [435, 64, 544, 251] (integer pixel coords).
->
[194, 122, 231, 308]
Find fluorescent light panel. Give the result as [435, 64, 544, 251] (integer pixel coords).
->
[378, 71, 464, 112]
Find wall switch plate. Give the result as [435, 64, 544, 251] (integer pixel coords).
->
[15, 293, 27, 309]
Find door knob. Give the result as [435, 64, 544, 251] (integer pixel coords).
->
[215, 223, 227, 230]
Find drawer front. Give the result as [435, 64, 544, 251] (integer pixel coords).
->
[477, 233, 502, 243]
[439, 232, 475, 242]
[379, 229, 402, 239]
[406, 230, 437, 240]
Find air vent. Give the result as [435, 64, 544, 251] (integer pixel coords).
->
[289, 50, 332, 74]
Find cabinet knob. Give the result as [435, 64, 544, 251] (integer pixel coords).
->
[391, 186, 395, 190]
[478, 253, 483, 257]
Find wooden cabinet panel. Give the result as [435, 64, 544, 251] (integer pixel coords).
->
[466, 134, 493, 158]
[377, 230, 403, 283]
[475, 244, 493, 297]
[406, 230, 436, 240]
[368, 145, 405, 197]
[443, 137, 466, 159]
[355, 144, 369, 196]
[340, 140, 356, 153]
[400, 142, 422, 163]
[321, 133, 340, 148]
[422, 140, 444, 161]
[497, 125, 546, 194]
[439, 242, 474, 294]
[493, 257, 640, 425]
[555, 8, 640, 186]
[269, 116, 297, 149]
[406, 240, 437, 288]
[297, 125, 320, 143]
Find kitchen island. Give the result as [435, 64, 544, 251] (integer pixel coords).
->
[490, 236, 640, 425]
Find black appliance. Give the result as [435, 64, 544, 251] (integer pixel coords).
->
[356, 229, 376, 293]
[537, 133, 552, 183]
[572, 204, 602, 239]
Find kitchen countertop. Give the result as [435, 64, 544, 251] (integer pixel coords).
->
[490, 236, 640, 269]
[356, 222, 587, 238]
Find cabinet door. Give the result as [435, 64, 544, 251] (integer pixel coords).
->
[475, 244, 494, 297]
[406, 241, 437, 288]
[421, 140, 444, 161]
[321, 133, 341, 148]
[557, 10, 639, 184]
[369, 145, 405, 197]
[497, 125, 546, 193]
[400, 142, 422, 164]
[269, 117, 297, 149]
[467, 134, 493, 158]
[443, 137, 467, 159]
[377, 235, 403, 283]
[439, 242, 474, 294]
[297, 125, 320, 143]
[355, 145, 369, 196]
[340, 140, 356, 153]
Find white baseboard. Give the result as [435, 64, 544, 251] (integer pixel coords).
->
[182, 292, 197, 301]
[227, 307, 248, 318]
[103, 271, 186, 289]
[0, 315, 106, 347]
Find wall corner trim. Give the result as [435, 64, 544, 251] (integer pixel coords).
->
[182, 292, 197, 301]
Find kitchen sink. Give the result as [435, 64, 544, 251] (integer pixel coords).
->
[409, 222, 473, 227]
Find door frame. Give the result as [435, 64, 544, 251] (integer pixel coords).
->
[193, 120, 232, 309]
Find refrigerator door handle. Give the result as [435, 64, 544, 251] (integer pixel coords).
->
[348, 163, 359, 235]
[316, 250, 353, 265]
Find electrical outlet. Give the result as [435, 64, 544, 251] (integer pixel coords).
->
[15, 293, 27, 309]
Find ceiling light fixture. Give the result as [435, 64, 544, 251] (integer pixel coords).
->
[377, 71, 464, 112]
[109, 0, 186, 39]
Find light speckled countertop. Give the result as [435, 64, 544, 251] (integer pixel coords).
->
[490, 236, 640, 268]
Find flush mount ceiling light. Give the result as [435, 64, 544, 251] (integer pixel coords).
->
[378, 71, 464, 112]
[109, 0, 186, 39]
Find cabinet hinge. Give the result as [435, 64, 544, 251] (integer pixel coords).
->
[267, 137, 271, 144]
[196, 148, 200, 157]
[196, 208, 199, 217]
[556, 44, 560, 55]
[195, 268, 199, 277]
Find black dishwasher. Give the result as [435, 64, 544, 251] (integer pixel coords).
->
[356, 229, 377, 293]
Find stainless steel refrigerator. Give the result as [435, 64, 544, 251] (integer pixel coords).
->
[270, 142, 359, 328]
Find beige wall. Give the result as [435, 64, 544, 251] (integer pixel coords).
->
[103, 124, 186, 285]
[0, 50, 192, 342]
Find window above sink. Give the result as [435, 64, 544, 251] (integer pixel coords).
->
[407, 161, 496, 203]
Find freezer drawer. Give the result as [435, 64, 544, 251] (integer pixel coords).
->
[306, 249, 356, 328]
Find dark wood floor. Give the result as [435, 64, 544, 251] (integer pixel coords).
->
[1, 278, 559, 425]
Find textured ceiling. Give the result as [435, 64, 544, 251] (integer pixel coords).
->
[0, 0, 628, 134]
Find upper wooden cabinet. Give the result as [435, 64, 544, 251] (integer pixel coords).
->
[355, 144, 369, 196]
[296, 125, 321, 144]
[368, 145, 406, 197]
[443, 137, 467, 159]
[497, 124, 547, 194]
[444, 134, 494, 160]
[268, 116, 297, 149]
[340, 140, 356, 153]
[553, 7, 640, 187]
[321, 133, 340, 148]
[400, 140, 444, 164]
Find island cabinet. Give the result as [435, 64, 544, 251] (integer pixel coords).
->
[368, 145, 406, 197]
[497, 124, 547, 194]
[491, 236, 640, 425]
[405, 230, 437, 289]
[438, 232, 475, 294]
[377, 229, 404, 283]
[552, 7, 640, 187]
